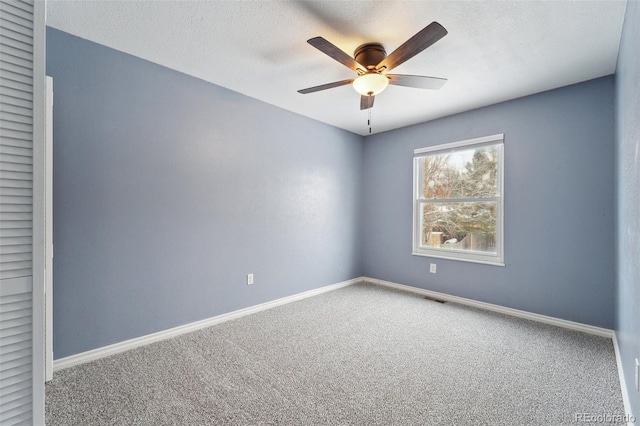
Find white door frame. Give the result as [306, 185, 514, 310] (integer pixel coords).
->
[45, 76, 54, 382]
[31, 0, 47, 421]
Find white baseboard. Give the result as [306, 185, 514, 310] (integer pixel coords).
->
[53, 277, 365, 372]
[363, 277, 613, 338]
[612, 332, 635, 422]
[54, 275, 615, 373]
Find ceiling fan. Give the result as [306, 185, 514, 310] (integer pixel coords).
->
[298, 22, 448, 110]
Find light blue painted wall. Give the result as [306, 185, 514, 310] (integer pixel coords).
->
[46, 28, 363, 358]
[362, 77, 616, 329]
[615, 0, 640, 417]
[47, 25, 620, 361]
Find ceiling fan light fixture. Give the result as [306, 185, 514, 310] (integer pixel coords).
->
[353, 73, 389, 96]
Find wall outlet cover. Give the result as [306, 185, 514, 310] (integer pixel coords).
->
[429, 263, 437, 273]
[247, 273, 254, 285]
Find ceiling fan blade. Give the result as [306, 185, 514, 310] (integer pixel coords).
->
[307, 37, 366, 73]
[360, 95, 375, 110]
[298, 79, 354, 94]
[376, 22, 447, 72]
[387, 74, 447, 90]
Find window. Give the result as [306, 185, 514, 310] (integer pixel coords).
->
[413, 134, 504, 265]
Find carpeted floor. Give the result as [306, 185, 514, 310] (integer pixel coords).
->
[46, 282, 625, 425]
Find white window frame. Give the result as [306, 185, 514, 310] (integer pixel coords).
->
[412, 133, 505, 266]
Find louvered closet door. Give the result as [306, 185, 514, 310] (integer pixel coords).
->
[0, 0, 36, 424]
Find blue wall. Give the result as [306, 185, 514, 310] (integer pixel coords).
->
[615, 0, 640, 417]
[362, 77, 616, 328]
[46, 28, 363, 358]
[48, 26, 621, 361]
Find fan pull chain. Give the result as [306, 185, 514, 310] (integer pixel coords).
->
[368, 109, 372, 134]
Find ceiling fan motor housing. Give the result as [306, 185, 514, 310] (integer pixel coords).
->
[354, 43, 387, 70]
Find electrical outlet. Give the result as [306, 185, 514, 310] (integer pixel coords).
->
[430, 263, 436, 274]
[247, 273, 254, 285]
[636, 358, 639, 391]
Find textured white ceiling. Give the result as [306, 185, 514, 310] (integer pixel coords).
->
[46, 0, 627, 136]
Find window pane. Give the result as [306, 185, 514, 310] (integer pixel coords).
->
[421, 145, 498, 199]
[421, 202, 497, 254]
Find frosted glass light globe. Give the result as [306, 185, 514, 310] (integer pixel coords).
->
[352, 73, 389, 96]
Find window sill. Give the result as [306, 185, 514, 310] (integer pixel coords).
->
[411, 251, 505, 267]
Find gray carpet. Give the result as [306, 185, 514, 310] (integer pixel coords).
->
[46, 282, 625, 425]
